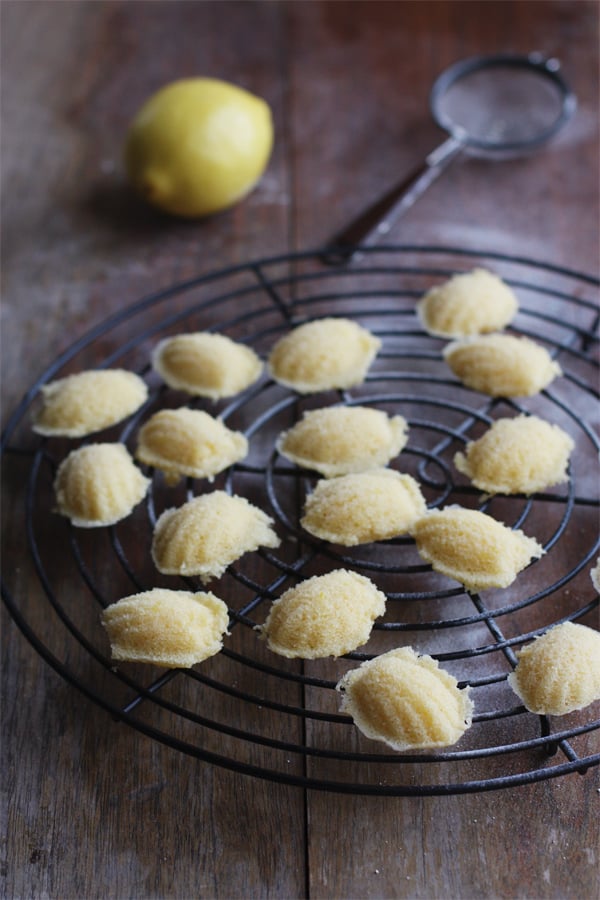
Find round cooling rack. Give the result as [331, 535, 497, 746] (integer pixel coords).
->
[2, 244, 599, 797]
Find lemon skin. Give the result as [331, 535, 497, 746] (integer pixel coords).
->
[125, 78, 274, 218]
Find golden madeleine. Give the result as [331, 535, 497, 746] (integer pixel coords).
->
[102, 588, 230, 668]
[277, 406, 408, 477]
[152, 331, 263, 399]
[152, 491, 280, 582]
[135, 407, 248, 484]
[443, 334, 561, 397]
[267, 317, 381, 393]
[418, 268, 518, 337]
[591, 558, 600, 593]
[337, 647, 473, 751]
[32, 369, 148, 437]
[54, 443, 150, 527]
[454, 415, 574, 495]
[261, 569, 386, 659]
[508, 622, 600, 715]
[410, 506, 544, 592]
[301, 468, 426, 545]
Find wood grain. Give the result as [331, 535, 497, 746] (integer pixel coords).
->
[2, 2, 598, 899]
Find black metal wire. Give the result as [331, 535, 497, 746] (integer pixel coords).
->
[2, 245, 599, 796]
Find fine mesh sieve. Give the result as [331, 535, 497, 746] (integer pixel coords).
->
[323, 53, 576, 264]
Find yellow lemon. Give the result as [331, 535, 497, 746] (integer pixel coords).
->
[124, 78, 274, 218]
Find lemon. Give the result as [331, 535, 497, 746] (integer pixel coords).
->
[124, 78, 273, 218]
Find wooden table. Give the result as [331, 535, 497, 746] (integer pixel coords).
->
[2, 2, 598, 898]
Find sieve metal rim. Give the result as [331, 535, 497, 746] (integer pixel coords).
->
[429, 52, 577, 153]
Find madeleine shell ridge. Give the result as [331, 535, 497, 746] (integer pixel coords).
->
[301, 468, 426, 545]
[54, 443, 150, 527]
[261, 569, 387, 659]
[277, 405, 408, 477]
[443, 334, 562, 397]
[454, 415, 574, 495]
[417, 268, 518, 337]
[135, 407, 248, 483]
[267, 317, 381, 393]
[337, 647, 473, 751]
[507, 622, 600, 715]
[410, 506, 544, 591]
[152, 491, 280, 582]
[152, 331, 263, 399]
[101, 588, 230, 668]
[32, 369, 148, 437]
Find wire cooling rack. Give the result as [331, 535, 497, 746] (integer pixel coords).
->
[2, 245, 599, 796]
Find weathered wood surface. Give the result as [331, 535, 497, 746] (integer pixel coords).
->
[2, 2, 598, 899]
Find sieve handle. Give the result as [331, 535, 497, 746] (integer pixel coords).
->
[320, 136, 462, 265]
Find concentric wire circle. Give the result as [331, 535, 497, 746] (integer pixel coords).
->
[2, 245, 599, 795]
